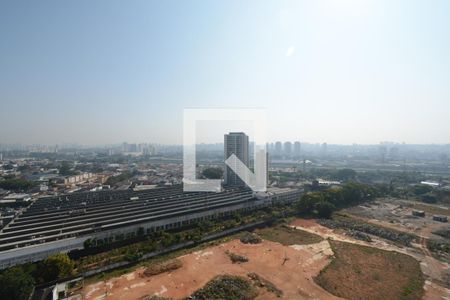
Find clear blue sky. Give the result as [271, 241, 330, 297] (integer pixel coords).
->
[1, 0, 449, 145]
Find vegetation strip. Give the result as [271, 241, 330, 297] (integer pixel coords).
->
[315, 241, 424, 300]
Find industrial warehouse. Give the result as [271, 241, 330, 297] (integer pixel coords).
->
[0, 185, 301, 269]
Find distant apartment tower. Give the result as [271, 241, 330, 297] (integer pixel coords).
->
[284, 141, 292, 157]
[275, 141, 282, 155]
[294, 141, 301, 156]
[224, 132, 249, 186]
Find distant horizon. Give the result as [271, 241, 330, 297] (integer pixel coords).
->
[1, 141, 450, 148]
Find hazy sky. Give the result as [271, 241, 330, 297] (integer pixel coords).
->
[1, 0, 449, 145]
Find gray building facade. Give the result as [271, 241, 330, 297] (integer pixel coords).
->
[224, 132, 249, 186]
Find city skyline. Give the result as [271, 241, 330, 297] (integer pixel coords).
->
[2, 140, 450, 150]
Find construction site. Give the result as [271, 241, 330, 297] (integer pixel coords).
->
[342, 198, 450, 260]
[77, 209, 450, 300]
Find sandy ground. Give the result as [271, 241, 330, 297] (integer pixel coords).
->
[82, 238, 342, 300]
[291, 219, 450, 300]
[80, 217, 449, 300]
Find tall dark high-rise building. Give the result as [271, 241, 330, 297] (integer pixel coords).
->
[224, 132, 249, 186]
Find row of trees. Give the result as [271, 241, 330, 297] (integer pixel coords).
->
[0, 267, 34, 300]
[202, 167, 223, 179]
[104, 171, 134, 186]
[297, 182, 380, 218]
[412, 184, 444, 204]
[0, 253, 75, 300]
[76, 209, 281, 272]
[0, 178, 36, 192]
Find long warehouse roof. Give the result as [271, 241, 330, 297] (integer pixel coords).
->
[0, 185, 256, 251]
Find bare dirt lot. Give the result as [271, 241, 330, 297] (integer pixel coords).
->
[81, 212, 450, 300]
[82, 235, 339, 300]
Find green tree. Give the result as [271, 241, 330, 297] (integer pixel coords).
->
[297, 182, 377, 216]
[59, 162, 75, 176]
[124, 250, 143, 262]
[3, 164, 14, 170]
[297, 192, 324, 214]
[160, 232, 175, 247]
[83, 238, 95, 249]
[421, 193, 437, 204]
[191, 229, 203, 243]
[0, 178, 36, 192]
[414, 184, 433, 196]
[322, 188, 343, 206]
[38, 253, 75, 283]
[17, 165, 31, 172]
[374, 183, 390, 197]
[0, 267, 35, 300]
[314, 201, 335, 218]
[341, 182, 365, 204]
[198, 220, 213, 232]
[202, 167, 223, 179]
[105, 172, 132, 186]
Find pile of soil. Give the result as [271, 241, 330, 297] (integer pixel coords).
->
[188, 275, 258, 300]
[143, 259, 182, 276]
[225, 250, 249, 263]
[240, 232, 262, 244]
[247, 272, 283, 297]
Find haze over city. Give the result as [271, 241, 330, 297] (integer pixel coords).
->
[1, 0, 450, 145]
[2, 1, 450, 300]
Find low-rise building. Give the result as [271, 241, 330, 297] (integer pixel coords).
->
[64, 173, 94, 186]
[412, 210, 425, 217]
[421, 181, 440, 187]
[432, 215, 448, 222]
[0, 193, 31, 203]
